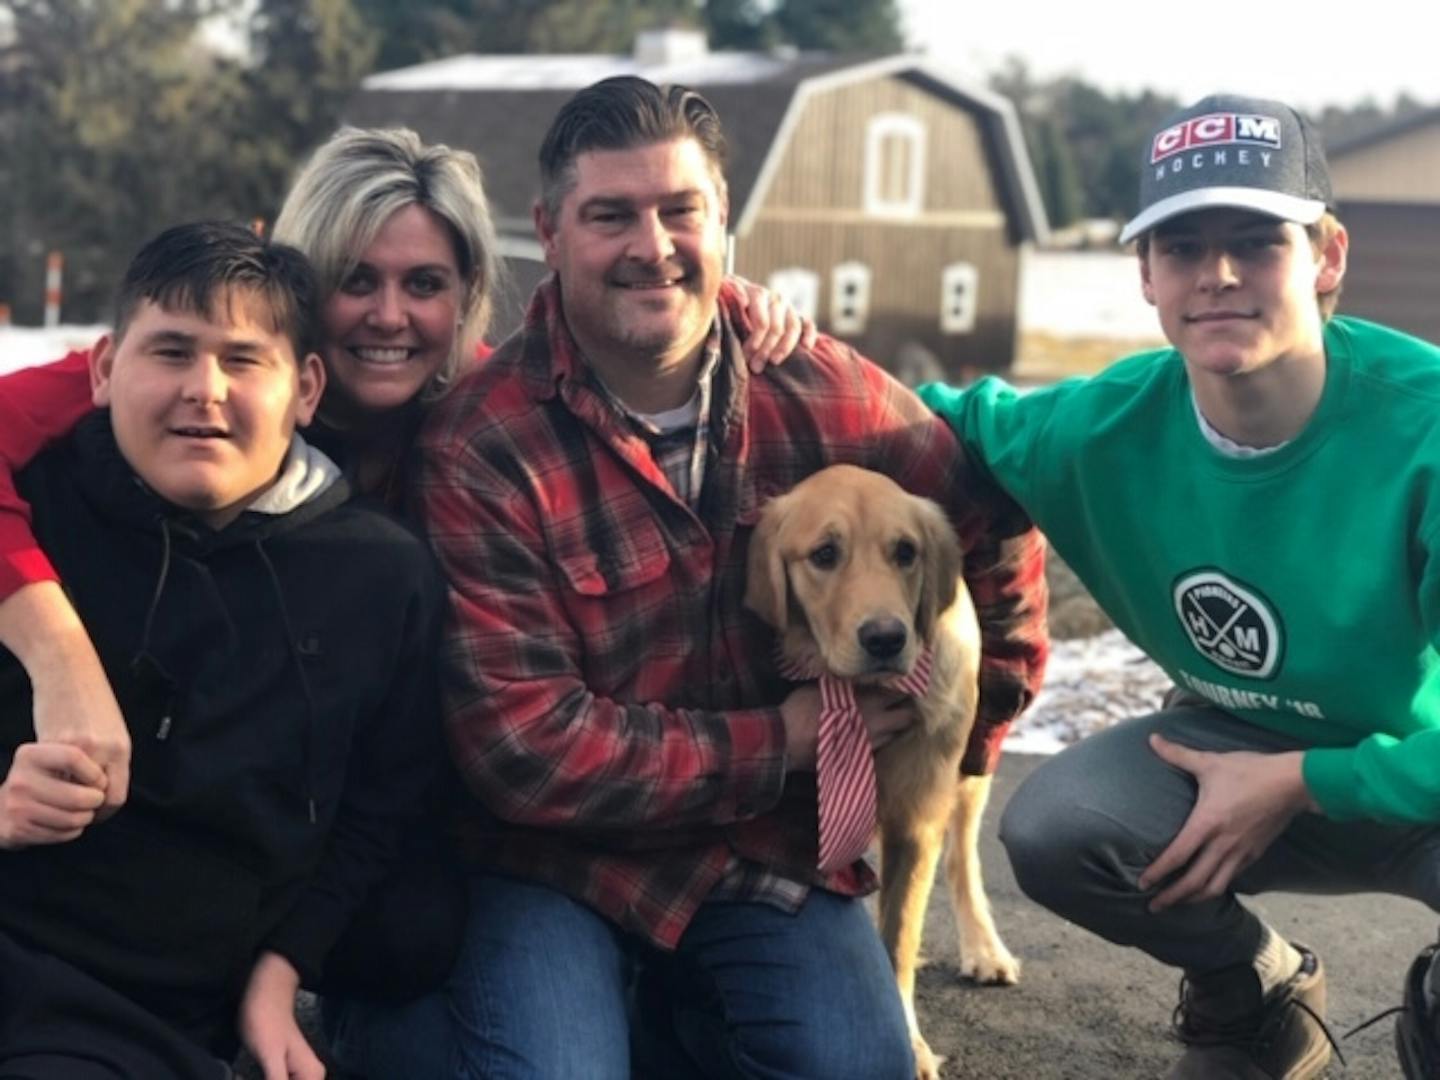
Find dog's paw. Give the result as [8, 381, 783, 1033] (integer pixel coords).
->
[959, 942, 1021, 986]
[913, 1033, 945, 1080]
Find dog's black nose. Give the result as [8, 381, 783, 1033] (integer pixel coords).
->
[858, 618, 907, 660]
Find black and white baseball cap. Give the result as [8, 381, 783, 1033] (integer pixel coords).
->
[1119, 93, 1333, 245]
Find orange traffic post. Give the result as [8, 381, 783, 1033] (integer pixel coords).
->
[43, 251, 63, 328]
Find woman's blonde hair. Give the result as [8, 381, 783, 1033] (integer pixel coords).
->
[272, 126, 501, 395]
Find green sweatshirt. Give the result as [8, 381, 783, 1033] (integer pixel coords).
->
[921, 316, 1440, 825]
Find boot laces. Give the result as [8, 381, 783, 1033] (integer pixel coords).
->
[1171, 968, 1346, 1068]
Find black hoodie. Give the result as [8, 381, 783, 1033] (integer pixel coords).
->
[0, 412, 445, 1052]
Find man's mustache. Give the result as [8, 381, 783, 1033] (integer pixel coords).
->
[609, 261, 692, 286]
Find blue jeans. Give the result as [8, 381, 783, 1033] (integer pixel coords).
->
[330, 873, 913, 1079]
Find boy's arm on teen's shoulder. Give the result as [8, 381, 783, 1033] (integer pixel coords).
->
[919, 376, 1060, 512]
[0, 350, 96, 599]
[418, 442, 788, 834]
[861, 363, 1049, 776]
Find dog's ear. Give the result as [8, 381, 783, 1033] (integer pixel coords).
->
[744, 493, 792, 630]
[915, 498, 963, 641]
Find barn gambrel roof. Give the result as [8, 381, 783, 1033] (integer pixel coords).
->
[345, 48, 1049, 247]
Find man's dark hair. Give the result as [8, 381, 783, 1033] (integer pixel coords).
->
[538, 76, 727, 219]
[112, 221, 323, 359]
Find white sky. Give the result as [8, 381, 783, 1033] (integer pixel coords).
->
[901, 0, 1440, 114]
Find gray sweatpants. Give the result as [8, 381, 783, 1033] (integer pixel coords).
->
[1000, 702, 1440, 974]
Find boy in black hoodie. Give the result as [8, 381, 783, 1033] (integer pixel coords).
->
[0, 222, 443, 1079]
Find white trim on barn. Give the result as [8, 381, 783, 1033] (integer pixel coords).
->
[766, 267, 820, 320]
[863, 113, 926, 218]
[732, 54, 1049, 245]
[940, 262, 979, 334]
[830, 261, 872, 334]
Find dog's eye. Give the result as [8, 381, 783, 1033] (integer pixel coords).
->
[809, 542, 839, 570]
[894, 539, 918, 567]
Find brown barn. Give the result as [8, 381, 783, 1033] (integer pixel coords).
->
[344, 30, 1049, 380]
[1329, 108, 1440, 345]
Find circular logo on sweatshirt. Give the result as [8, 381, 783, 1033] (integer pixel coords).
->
[1173, 570, 1282, 679]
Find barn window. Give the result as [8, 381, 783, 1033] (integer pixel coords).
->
[766, 267, 820, 320]
[940, 263, 978, 334]
[830, 262, 872, 335]
[864, 113, 926, 218]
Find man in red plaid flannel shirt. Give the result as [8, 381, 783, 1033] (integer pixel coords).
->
[414, 76, 1048, 1079]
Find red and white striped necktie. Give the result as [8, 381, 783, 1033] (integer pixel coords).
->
[778, 647, 934, 872]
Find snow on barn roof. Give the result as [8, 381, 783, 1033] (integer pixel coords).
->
[363, 50, 823, 92]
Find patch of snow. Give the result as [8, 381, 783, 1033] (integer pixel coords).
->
[1020, 250, 1159, 340]
[1007, 629, 1173, 752]
[364, 51, 807, 91]
[0, 326, 104, 376]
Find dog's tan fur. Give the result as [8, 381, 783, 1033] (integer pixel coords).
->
[745, 464, 1018, 1080]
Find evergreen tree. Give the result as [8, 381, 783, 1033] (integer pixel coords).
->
[1032, 115, 1082, 230]
[772, 0, 902, 52]
[0, 0, 249, 321]
[348, 0, 469, 69]
[244, 0, 379, 218]
[704, 0, 776, 50]
[349, 0, 700, 69]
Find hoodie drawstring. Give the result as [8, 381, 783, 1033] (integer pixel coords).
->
[135, 517, 174, 664]
[131, 518, 179, 740]
[254, 539, 320, 825]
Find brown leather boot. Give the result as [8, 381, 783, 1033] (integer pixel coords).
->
[1167, 946, 1334, 1079]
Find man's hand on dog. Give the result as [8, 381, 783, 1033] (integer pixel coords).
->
[1138, 736, 1320, 912]
[857, 690, 918, 749]
[780, 686, 918, 771]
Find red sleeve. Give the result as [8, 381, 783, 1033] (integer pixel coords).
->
[0, 350, 98, 599]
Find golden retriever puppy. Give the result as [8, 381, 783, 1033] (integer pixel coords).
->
[745, 464, 1018, 1080]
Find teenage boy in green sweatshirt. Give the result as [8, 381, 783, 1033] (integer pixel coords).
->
[922, 93, 1440, 1079]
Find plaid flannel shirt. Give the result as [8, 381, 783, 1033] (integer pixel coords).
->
[417, 278, 1048, 949]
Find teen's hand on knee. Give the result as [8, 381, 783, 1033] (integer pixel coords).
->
[1138, 736, 1317, 913]
[2, 582, 131, 819]
[239, 951, 326, 1080]
[857, 690, 917, 751]
[733, 277, 817, 373]
[0, 742, 106, 849]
